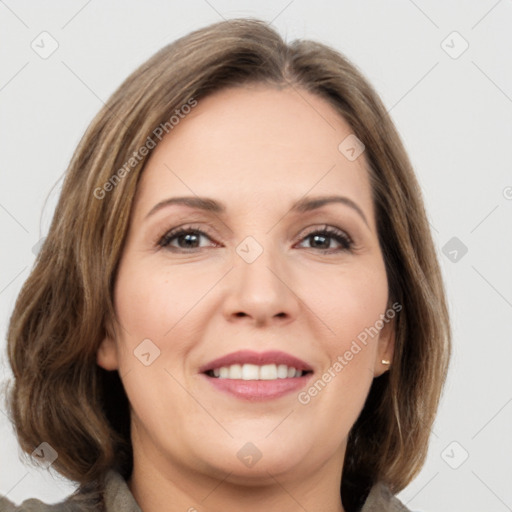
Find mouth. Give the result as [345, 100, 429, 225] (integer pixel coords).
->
[204, 364, 313, 380]
[199, 350, 314, 401]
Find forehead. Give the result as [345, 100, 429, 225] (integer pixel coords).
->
[134, 85, 374, 223]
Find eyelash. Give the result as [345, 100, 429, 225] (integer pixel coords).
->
[157, 224, 353, 253]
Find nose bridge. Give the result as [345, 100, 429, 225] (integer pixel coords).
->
[225, 234, 299, 324]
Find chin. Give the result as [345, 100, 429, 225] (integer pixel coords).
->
[199, 437, 312, 480]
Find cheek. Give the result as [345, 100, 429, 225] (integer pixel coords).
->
[305, 258, 389, 346]
[300, 258, 387, 400]
[112, 256, 227, 381]
[114, 258, 211, 339]
[111, 260, 204, 426]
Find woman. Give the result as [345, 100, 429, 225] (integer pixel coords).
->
[2, 18, 450, 512]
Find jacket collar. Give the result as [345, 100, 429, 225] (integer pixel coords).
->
[102, 470, 410, 512]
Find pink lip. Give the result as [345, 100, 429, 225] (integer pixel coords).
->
[198, 350, 314, 401]
[198, 349, 314, 373]
[201, 373, 313, 401]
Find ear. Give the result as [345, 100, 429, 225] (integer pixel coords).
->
[96, 335, 119, 370]
[373, 317, 395, 378]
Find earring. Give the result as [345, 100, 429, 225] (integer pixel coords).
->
[381, 359, 390, 365]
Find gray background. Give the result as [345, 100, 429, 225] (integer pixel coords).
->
[1, 1, 511, 510]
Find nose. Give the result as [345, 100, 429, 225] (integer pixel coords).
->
[222, 242, 301, 328]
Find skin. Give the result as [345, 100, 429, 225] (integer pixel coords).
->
[97, 84, 394, 512]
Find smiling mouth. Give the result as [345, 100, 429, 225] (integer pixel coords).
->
[204, 363, 314, 380]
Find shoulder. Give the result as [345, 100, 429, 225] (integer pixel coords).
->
[361, 481, 411, 512]
[0, 470, 139, 512]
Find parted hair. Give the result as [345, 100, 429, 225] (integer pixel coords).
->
[5, 18, 450, 511]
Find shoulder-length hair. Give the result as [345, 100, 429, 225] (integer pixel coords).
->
[6, 17, 450, 511]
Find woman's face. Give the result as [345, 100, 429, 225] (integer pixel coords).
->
[97, 84, 394, 486]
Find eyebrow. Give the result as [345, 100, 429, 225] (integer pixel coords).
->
[145, 194, 369, 226]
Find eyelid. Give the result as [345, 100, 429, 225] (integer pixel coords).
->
[156, 223, 220, 249]
[156, 222, 354, 254]
[294, 224, 353, 252]
[296, 224, 353, 244]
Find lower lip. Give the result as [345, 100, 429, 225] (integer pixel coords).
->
[201, 373, 313, 401]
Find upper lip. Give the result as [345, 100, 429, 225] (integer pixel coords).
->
[199, 350, 314, 373]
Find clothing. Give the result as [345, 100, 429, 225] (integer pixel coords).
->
[0, 470, 411, 511]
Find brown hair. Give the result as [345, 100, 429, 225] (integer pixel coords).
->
[5, 18, 450, 511]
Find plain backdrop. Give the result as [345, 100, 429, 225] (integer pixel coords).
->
[1, 1, 511, 511]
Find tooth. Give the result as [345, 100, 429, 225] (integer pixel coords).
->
[242, 364, 259, 380]
[260, 364, 277, 380]
[277, 364, 288, 379]
[228, 364, 243, 379]
[210, 363, 309, 380]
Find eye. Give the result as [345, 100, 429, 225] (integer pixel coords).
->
[158, 225, 219, 251]
[157, 223, 353, 253]
[295, 225, 353, 253]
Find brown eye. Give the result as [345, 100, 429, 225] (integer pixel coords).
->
[158, 226, 217, 251]
[296, 226, 352, 252]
